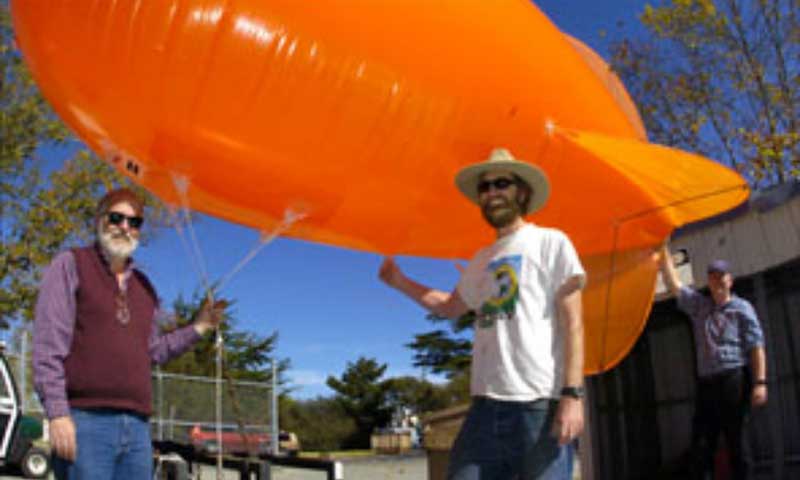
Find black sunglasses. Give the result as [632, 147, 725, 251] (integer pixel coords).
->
[477, 177, 515, 194]
[107, 211, 144, 229]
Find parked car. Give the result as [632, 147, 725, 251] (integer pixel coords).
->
[189, 424, 300, 458]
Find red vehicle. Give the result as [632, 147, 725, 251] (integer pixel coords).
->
[189, 425, 300, 457]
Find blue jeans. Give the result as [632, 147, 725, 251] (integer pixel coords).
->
[447, 397, 574, 480]
[53, 408, 152, 480]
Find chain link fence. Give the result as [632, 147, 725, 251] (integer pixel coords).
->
[3, 331, 279, 452]
[152, 369, 276, 444]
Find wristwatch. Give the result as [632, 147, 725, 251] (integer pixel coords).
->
[754, 379, 768, 386]
[560, 386, 585, 400]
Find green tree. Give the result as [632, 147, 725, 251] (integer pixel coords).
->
[405, 312, 474, 407]
[0, 5, 163, 326]
[382, 375, 451, 416]
[326, 357, 392, 448]
[610, 0, 798, 186]
[406, 330, 472, 379]
[280, 396, 357, 451]
[439, 370, 471, 406]
[162, 292, 290, 383]
[156, 292, 292, 434]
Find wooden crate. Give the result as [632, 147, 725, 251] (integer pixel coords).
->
[422, 404, 469, 480]
[371, 431, 412, 454]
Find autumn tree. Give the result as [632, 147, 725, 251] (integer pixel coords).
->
[610, 0, 798, 187]
[0, 5, 162, 327]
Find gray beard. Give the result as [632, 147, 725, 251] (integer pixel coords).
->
[98, 226, 138, 261]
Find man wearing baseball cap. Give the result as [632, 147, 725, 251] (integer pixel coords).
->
[380, 148, 586, 479]
[659, 246, 767, 480]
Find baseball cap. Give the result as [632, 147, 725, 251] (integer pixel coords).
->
[707, 259, 732, 275]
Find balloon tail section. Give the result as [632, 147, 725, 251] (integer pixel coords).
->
[583, 220, 661, 374]
[584, 177, 748, 374]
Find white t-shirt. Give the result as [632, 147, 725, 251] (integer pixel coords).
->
[456, 223, 585, 401]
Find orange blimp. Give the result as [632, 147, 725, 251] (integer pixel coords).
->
[11, 0, 748, 372]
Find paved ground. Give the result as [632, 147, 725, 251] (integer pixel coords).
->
[0, 453, 427, 480]
[192, 453, 427, 480]
[0, 451, 582, 479]
[272, 453, 426, 480]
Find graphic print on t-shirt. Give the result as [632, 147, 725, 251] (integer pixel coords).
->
[477, 255, 522, 329]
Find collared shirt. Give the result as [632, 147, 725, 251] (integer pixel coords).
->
[678, 286, 764, 378]
[33, 250, 200, 419]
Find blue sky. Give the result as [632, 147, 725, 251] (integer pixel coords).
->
[33, 0, 650, 399]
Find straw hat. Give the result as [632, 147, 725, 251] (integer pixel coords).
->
[455, 148, 550, 215]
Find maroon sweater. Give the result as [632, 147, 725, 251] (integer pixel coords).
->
[64, 245, 157, 416]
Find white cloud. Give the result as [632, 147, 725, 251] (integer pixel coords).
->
[289, 369, 328, 387]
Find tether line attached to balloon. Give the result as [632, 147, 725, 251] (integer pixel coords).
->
[169, 174, 225, 477]
[597, 183, 749, 370]
[599, 221, 621, 372]
[209, 211, 304, 478]
[216, 208, 308, 292]
[170, 174, 214, 299]
[615, 184, 749, 224]
[167, 173, 306, 478]
[169, 207, 213, 293]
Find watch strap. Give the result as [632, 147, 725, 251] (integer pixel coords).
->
[560, 386, 584, 399]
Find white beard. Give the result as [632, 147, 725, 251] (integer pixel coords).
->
[98, 225, 139, 261]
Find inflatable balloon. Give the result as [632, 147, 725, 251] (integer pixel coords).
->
[11, 0, 748, 373]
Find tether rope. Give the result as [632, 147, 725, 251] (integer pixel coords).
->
[168, 173, 305, 479]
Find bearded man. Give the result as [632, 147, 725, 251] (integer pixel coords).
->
[33, 188, 225, 480]
[379, 148, 586, 479]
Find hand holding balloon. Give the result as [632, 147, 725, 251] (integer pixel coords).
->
[193, 298, 229, 335]
[378, 257, 407, 290]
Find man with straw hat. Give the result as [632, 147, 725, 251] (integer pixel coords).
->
[380, 148, 586, 479]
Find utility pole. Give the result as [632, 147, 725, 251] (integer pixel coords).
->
[271, 361, 279, 456]
[20, 331, 27, 411]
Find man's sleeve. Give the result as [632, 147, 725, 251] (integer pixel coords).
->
[676, 286, 704, 318]
[456, 253, 483, 310]
[32, 251, 78, 419]
[740, 300, 765, 351]
[553, 231, 586, 292]
[149, 308, 201, 365]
